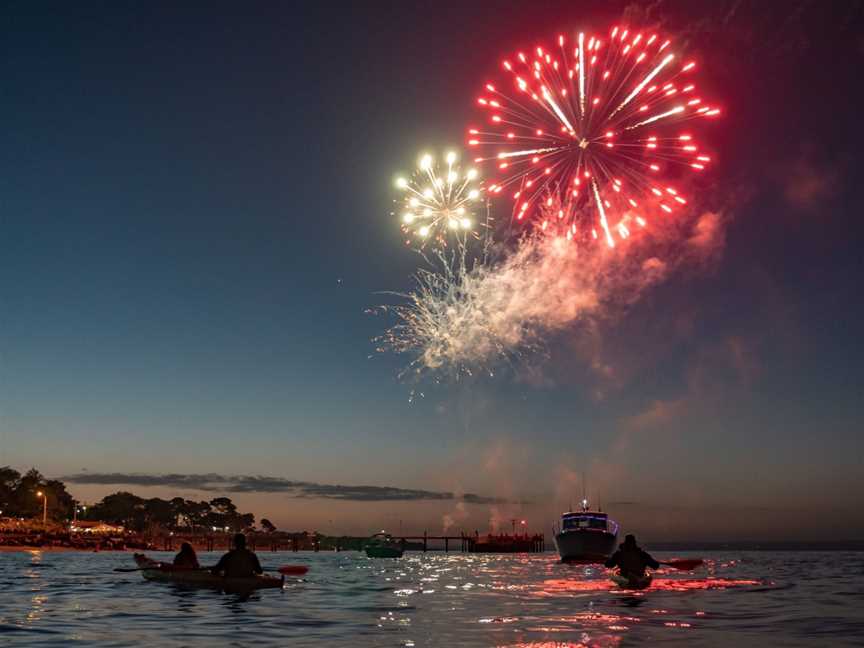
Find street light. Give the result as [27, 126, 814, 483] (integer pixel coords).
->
[36, 491, 47, 525]
[73, 504, 87, 524]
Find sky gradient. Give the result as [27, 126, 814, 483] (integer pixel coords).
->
[2, 0, 862, 540]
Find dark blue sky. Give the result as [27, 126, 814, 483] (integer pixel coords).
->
[2, 1, 862, 538]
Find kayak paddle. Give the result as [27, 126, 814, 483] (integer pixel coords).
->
[660, 559, 703, 570]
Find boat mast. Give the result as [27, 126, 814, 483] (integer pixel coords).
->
[582, 472, 589, 511]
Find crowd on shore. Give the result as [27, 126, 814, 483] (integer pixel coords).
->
[0, 524, 364, 553]
[0, 529, 151, 551]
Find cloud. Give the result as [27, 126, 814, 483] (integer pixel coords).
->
[783, 157, 839, 210]
[725, 336, 761, 385]
[772, 138, 845, 213]
[622, 398, 688, 432]
[615, 334, 762, 439]
[62, 472, 504, 504]
[685, 211, 726, 262]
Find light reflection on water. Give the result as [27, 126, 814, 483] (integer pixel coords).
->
[0, 550, 861, 646]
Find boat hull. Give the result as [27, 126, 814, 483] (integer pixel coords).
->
[365, 546, 403, 558]
[554, 530, 617, 563]
[133, 554, 283, 592]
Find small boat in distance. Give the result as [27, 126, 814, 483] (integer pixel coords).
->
[364, 531, 404, 558]
[553, 499, 619, 563]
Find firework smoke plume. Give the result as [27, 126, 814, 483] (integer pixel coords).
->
[378, 206, 724, 380]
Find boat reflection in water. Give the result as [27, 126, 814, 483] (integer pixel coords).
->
[553, 499, 619, 563]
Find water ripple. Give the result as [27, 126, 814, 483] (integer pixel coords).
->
[0, 550, 862, 645]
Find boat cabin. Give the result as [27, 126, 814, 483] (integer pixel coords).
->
[561, 512, 610, 531]
[558, 510, 620, 536]
[367, 531, 397, 544]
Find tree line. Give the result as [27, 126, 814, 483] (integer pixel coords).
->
[1, 466, 268, 533]
[1, 467, 74, 520]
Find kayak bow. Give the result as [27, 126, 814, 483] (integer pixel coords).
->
[610, 573, 653, 590]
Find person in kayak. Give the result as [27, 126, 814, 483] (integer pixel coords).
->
[211, 533, 263, 578]
[604, 534, 659, 580]
[173, 542, 200, 569]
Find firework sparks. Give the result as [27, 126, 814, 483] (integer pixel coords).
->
[376, 245, 536, 381]
[377, 200, 725, 379]
[468, 26, 720, 247]
[378, 25, 725, 381]
[375, 231, 619, 381]
[395, 151, 483, 246]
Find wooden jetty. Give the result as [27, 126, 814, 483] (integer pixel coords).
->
[154, 530, 545, 554]
[393, 531, 545, 553]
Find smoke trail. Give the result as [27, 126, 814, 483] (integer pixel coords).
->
[378, 207, 725, 380]
[442, 501, 467, 534]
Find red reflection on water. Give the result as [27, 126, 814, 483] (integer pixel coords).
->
[537, 579, 614, 595]
[499, 640, 622, 648]
[535, 577, 759, 596]
[647, 578, 759, 592]
[556, 611, 641, 626]
[491, 575, 765, 648]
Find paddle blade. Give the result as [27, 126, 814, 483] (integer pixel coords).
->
[278, 565, 309, 576]
[664, 559, 703, 570]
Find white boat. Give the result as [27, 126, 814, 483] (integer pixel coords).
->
[553, 499, 619, 563]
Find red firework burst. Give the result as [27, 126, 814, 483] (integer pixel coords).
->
[468, 26, 721, 247]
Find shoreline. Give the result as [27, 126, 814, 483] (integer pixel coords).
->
[0, 545, 139, 553]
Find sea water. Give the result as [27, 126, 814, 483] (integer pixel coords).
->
[0, 550, 862, 646]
